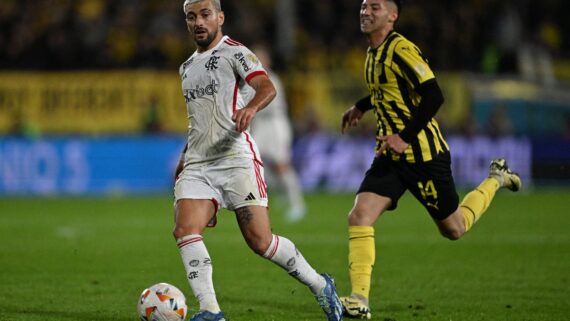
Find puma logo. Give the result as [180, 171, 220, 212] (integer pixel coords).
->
[426, 201, 439, 210]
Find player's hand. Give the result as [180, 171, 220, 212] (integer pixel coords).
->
[341, 106, 364, 134]
[376, 134, 408, 155]
[232, 106, 257, 132]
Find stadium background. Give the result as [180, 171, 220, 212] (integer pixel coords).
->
[0, 0, 569, 195]
[1, 1, 570, 321]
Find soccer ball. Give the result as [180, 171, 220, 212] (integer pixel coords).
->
[137, 283, 188, 321]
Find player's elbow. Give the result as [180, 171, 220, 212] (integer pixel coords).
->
[429, 82, 444, 110]
[435, 90, 444, 108]
[266, 85, 276, 103]
[419, 79, 445, 111]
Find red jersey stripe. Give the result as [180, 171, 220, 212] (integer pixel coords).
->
[243, 132, 260, 163]
[232, 79, 239, 114]
[224, 40, 240, 47]
[225, 38, 243, 46]
[245, 70, 267, 83]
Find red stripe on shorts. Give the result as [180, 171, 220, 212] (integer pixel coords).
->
[243, 132, 265, 198]
[255, 160, 267, 198]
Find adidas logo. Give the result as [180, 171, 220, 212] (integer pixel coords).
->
[244, 193, 256, 201]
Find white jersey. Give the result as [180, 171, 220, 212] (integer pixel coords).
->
[179, 35, 267, 165]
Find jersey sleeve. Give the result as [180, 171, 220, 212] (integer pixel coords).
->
[229, 45, 267, 83]
[392, 40, 435, 89]
[178, 63, 185, 77]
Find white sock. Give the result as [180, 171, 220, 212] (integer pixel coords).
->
[177, 234, 221, 313]
[263, 234, 325, 295]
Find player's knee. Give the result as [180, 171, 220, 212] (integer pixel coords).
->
[172, 223, 201, 240]
[246, 235, 272, 256]
[440, 227, 465, 241]
[348, 207, 372, 225]
[172, 225, 188, 240]
[437, 210, 466, 241]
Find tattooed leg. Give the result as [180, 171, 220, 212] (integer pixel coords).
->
[235, 205, 272, 255]
[235, 206, 254, 227]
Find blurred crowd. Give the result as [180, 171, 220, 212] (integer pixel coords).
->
[0, 0, 567, 73]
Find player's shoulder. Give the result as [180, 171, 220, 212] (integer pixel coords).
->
[217, 36, 250, 54]
[219, 37, 262, 69]
[179, 54, 197, 75]
[222, 36, 246, 48]
[392, 32, 422, 55]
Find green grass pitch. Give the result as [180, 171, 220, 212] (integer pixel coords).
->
[0, 189, 569, 321]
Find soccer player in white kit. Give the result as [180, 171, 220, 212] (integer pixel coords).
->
[250, 45, 307, 223]
[173, 1, 343, 321]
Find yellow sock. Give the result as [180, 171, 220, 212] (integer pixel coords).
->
[348, 226, 375, 299]
[460, 177, 500, 232]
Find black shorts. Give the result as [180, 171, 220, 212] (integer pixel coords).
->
[357, 152, 459, 220]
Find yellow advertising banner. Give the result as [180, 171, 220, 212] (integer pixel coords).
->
[0, 71, 187, 135]
[0, 71, 469, 135]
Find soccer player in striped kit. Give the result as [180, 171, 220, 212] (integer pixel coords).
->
[339, 0, 522, 319]
[173, 1, 342, 320]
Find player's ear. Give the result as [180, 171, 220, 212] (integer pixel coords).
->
[388, 11, 398, 23]
[387, 1, 398, 23]
[218, 11, 225, 27]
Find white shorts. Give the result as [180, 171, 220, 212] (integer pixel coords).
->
[251, 116, 292, 164]
[174, 157, 268, 211]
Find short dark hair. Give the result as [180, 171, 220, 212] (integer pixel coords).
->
[392, 0, 402, 14]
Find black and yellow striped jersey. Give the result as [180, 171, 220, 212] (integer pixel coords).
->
[365, 31, 449, 163]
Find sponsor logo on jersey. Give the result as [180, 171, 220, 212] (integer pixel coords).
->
[234, 52, 251, 72]
[183, 80, 220, 102]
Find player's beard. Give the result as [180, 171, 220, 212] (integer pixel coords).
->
[195, 29, 218, 48]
